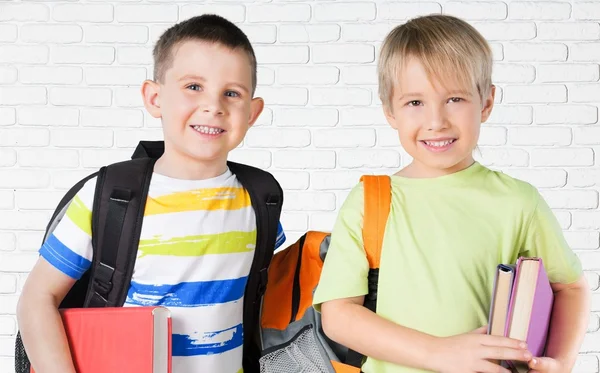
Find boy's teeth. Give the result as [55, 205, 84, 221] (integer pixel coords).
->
[425, 140, 454, 147]
[192, 125, 224, 135]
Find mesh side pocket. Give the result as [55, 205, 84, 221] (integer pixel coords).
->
[260, 325, 330, 373]
[15, 331, 31, 373]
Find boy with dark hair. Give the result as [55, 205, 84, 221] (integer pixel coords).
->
[17, 14, 285, 373]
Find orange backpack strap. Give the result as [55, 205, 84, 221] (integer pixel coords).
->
[360, 175, 391, 270]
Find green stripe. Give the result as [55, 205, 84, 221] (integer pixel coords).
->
[138, 230, 257, 257]
[65, 196, 92, 236]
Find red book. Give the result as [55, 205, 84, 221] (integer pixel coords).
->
[31, 306, 171, 373]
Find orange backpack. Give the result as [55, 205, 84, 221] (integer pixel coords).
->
[258, 175, 391, 373]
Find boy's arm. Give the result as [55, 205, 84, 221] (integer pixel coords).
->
[17, 258, 78, 373]
[528, 275, 590, 373]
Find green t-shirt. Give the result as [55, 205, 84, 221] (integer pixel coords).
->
[313, 162, 582, 373]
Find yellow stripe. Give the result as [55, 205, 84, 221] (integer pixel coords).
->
[138, 230, 257, 257]
[236, 369, 243, 373]
[65, 196, 92, 236]
[144, 187, 251, 216]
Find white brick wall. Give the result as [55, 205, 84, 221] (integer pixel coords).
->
[0, 1, 599, 369]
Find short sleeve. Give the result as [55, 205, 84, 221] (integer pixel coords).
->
[275, 221, 286, 249]
[313, 183, 369, 311]
[39, 177, 96, 280]
[520, 190, 583, 284]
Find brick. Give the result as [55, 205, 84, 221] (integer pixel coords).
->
[0, 67, 17, 84]
[492, 64, 535, 83]
[227, 149, 271, 169]
[0, 317, 15, 335]
[571, 43, 600, 62]
[15, 191, 64, 211]
[0, 253, 38, 272]
[0, 150, 16, 167]
[53, 4, 113, 22]
[572, 351, 598, 371]
[378, 2, 441, 20]
[509, 127, 572, 146]
[0, 295, 17, 314]
[477, 148, 529, 167]
[0, 212, 50, 231]
[269, 171, 309, 191]
[446, 1, 507, 20]
[574, 2, 600, 20]
[85, 25, 148, 44]
[538, 64, 599, 83]
[278, 66, 339, 85]
[311, 171, 364, 190]
[238, 25, 276, 44]
[505, 43, 567, 62]
[255, 87, 307, 106]
[81, 109, 142, 128]
[255, 46, 309, 64]
[257, 67, 275, 86]
[578, 252, 600, 271]
[0, 24, 16, 42]
[279, 25, 340, 43]
[538, 22, 600, 40]
[315, 2, 375, 21]
[472, 22, 536, 41]
[18, 107, 78, 127]
[342, 24, 395, 42]
[81, 149, 132, 168]
[570, 169, 600, 187]
[574, 211, 600, 230]
[342, 66, 377, 85]
[114, 88, 143, 108]
[341, 108, 387, 126]
[19, 149, 79, 168]
[246, 128, 310, 148]
[284, 192, 336, 211]
[51, 129, 113, 148]
[180, 4, 245, 23]
[0, 170, 50, 189]
[376, 128, 400, 147]
[0, 46, 48, 64]
[541, 190, 599, 209]
[571, 84, 600, 103]
[535, 105, 597, 125]
[255, 108, 272, 126]
[0, 108, 15, 126]
[247, 4, 310, 22]
[51, 46, 115, 65]
[503, 168, 567, 188]
[53, 170, 97, 190]
[490, 43, 504, 61]
[50, 87, 111, 107]
[585, 272, 600, 291]
[275, 108, 338, 127]
[115, 130, 162, 148]
[21, 24, 82, 43]
[311, 88, 371, 106]
[0, 128, 49, 147]
[312, 44, 374, 64]
[504, 85, 566, 103]
[510, 2, 571, 20]
[478, 127, 507, 146]
[575, 127, 600, 145]
[116, 4, 177, 23]
[274, 150, 336, 169]
[0, 87, 46, 105]
[117, 46, 152, 65]
[19, 66, 82, 85]
[0, 233, 15, 252]
[280, 212, 309, 234]
[532, 148, 594, 167]
[314, 129, 375, 148]
[338, 150, 399, 168]
[564, 231, 600, 250]
[0, 273, 17, 294]
[85, 67, 146, 86]
[487, 105, 533, 125]
[0, 191, 13, 210]
[0, 3, 49, 21]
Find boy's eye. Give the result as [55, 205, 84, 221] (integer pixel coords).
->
[407, 100, 422, 107]
[186, 84, 201, 91]
[225, 91, 240, 98]
[449, 97, 463, 103]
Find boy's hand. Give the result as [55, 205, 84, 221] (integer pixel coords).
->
[431, 326, 532, 373]
[528, 357, 564, 373]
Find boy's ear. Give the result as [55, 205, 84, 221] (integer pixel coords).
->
[141, 80, 161, 118]
[480, 85, 496, 123]
[383, 104, 398, 130]
[247, 97, 264, 127]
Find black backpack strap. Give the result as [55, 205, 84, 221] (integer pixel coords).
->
[228, 161, 283, 373]
[85, 157, 156, 307]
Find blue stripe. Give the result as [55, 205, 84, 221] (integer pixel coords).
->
[275, 221, 286, 249]
[172, 324, 244, 356]
[39, 233, 91, 280]
[125, 277, 248, 307]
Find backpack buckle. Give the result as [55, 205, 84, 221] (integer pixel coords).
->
[93, 262, 115, 295]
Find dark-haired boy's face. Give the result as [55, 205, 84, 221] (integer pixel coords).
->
[144, 40, 262, 168]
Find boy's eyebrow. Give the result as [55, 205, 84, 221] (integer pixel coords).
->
[397, 89, 473, 100]
[178, 74, 250, 93]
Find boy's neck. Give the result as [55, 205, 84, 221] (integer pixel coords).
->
[153, 151, 228, 181]
[396, 156, 475, 179]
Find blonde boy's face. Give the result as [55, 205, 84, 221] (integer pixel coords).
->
[143, 40, 263, 167]
[384, 57, 495, 177]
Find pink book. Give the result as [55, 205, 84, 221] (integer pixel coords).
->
[503, 257, 554, 372]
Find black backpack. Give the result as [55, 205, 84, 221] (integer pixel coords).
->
[15, 140, 284, 373]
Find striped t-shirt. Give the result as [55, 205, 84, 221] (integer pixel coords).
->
[39, 168, 286, 373]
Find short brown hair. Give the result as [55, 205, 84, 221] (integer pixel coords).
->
[378, 15, 493, 108]
[153, 14, 257, 95]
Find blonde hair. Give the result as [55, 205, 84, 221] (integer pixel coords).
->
[378, 14, 493, 108]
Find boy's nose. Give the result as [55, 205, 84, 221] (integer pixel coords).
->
[427, 109, 449, 131]
[200, 96, 225, 116]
